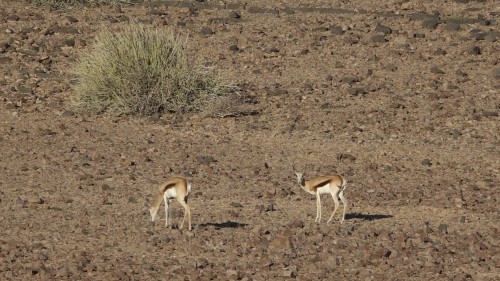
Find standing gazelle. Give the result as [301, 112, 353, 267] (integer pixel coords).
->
[293, 166, 348, 224]
[149, 177, 192, 231]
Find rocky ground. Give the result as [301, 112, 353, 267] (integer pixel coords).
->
[0, 0, 499, 280]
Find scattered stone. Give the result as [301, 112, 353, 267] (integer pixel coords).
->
[422, 18, 439, 29]
[430, 67, 445, 74]
[230, 202, 243, 208]
[282, 267, 298, 278]
[375, 24, 392, 35]
[128, 197, 137, 204]
[469, 46, 481, 55]
[340, 75, 360, 84]
[289, 219, 304, 228]
[347, 87, 366, 96]
[62, 38, 76, 47]
[200, 27, 214, 36]
[330, 26, 344, 35]
[271, 235, 293, 250]
[228, 11, 241, 19]
[449, 129, 462, 139]
[370, 34, 387, 43]
[493, 68, 500, 79]
[229, 44, 239, 51]
[62, 110, 75, 117]
[27, 196, 44, 204]
[482, 110, 498, 117]
[456, 69, 468, 77]
[65, 15, 78, 23]
[197, 155, 216, 164]
[7, 14, 19, 21]
[433, 48, 447, 56]
[384, 63, 398, 72]
[445, 22, 461, 32]
[438, 224, 448, 234]
[0, 57, 12, 64]
[421, 159, 432, 167]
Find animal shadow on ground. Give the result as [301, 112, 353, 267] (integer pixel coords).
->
[346, 213, 393, 221]
[198, 221, 248, 229]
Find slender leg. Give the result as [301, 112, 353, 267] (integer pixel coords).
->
[316, 192, 322, 223]
[177, 196, 191, 230]
[327, 189, 340, 223]
[164, 194, 169, 227]
[339, 190, 347, 224]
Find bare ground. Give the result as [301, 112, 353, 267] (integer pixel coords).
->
[0, 0, 499, 280]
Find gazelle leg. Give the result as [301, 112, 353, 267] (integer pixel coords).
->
[177, 196, 191, 230]
[164, 194, 169, 227]
[339, 190, 347, 224]
[316, 192, 322, 223]
[327, 190, 340, 223]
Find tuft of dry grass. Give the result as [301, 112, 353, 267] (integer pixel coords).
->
[71, 23, 235, 116]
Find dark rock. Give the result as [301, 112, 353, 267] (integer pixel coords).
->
[449, 129, 462, 139]
[438, 224, 448, 234]
[469, 46, 481, 55]
[228, 11, 241, 19]
[197, 155, 216, 164]
[430, 67, 445, 74]
[289, 220, 304, 228]
[445, 22, 461, 32]
[271, 235, 293, 250]
[62, 38, 76, 47]
[229, 44, 239, 51]
[371, 34, 387, 43]
[0, 57, 12, 64]
[347, 87, 366, 96]
[62, 111, 75, 117]
[456, 69, 468, 77]
[482, 110, 498, 117]
[65, 16, 79, 23]
[433, 48, 447, 55]
[7, 14, 19, 21]
[200, 27, 214, 36]
[330, 26, 344, 35]
[422, 18, 439, 29]
[340, 76, 360, 84]
[230, 202, 243, 208]
[375, 24, 392, 35]
[421, 159, 432, 167]
[384, 63, 398, 71]
[493, 68, 500, 79]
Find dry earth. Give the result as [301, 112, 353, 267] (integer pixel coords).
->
[0, 0, 499, 280]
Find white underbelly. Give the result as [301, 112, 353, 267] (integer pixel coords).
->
[165, 188, 178, 199]
[317, 184, 332, 195]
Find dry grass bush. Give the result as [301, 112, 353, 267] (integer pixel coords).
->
[72, 23, 234, 116]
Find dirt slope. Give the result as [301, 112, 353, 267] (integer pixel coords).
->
[0, 0, 498, 280]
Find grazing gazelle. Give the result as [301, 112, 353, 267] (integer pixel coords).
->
[149, 177, 192, 231]
[293, 166, 348, 224]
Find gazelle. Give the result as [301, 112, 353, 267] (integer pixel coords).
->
[149, 177, 192, 231]
[293, 166, 348, 224]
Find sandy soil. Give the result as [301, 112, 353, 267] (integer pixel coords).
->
[0, 0, 499, 280]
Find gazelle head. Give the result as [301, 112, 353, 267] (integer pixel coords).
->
[293, 165, 306, 186]
[149, 207, 158, 222]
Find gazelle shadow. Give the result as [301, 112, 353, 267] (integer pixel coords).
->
[198, 221, 248, 229]
[346, 213, 393, 221]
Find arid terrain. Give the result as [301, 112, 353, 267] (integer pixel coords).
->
[0, 0, 499, 280]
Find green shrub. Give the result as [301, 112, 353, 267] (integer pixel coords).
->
[72, 23, 234, 115]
